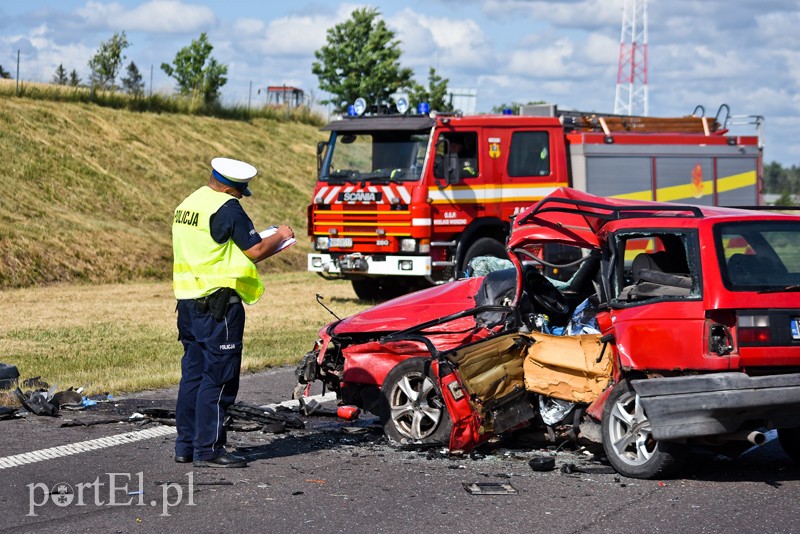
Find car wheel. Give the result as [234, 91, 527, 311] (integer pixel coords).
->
[778, 427, 800, 462]
[379, 358, 452, 445]
[601, 379, 686, 479]
[462, 237, 508, 272]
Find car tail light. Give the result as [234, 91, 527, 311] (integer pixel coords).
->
[737, 314, 771, 344]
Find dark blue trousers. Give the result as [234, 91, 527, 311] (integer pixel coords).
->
[175, 298, 245, 461]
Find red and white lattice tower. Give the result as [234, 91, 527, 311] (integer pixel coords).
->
[614, 0, 648, 116]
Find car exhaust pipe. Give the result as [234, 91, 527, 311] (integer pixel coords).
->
[746, 430, 767, 446]
[702, 430, 768, 446]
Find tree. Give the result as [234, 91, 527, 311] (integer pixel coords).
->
[121, 61, 145, 96]
[161, 33, 228, 104]
[312, 7, 413, 113]
[0, 64, 10, 79]
[52, 64, 68, 85]
[88, 31, 130, 91]
[409, 66, 452, 112]
[69, 69, 81, 87]
[775, 190, 795, 206]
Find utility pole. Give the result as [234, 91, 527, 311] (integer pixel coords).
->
[614, 0, 648, 116]
[15, 49, 20, 96]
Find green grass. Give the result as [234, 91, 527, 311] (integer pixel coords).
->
[0, 273, 370, 396]
[0, 78, 324, 125]
[0, 91, 328, 288]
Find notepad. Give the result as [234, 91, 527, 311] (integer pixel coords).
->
[259, 226, 296, 252]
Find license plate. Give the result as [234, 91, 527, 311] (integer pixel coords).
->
[329, 238, 353, 248]
[792, 318, 800, 340]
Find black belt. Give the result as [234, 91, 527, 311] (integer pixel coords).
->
[192, 288, 241, 320]
[196, 293, 241, 304]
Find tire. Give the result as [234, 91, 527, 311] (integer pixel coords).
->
[462, 237, 508, 273]
[351, 277, 407, 302]
[378, 358, 452, 446]
[778, 427, 800, 462]
[601, 380, 686, 479]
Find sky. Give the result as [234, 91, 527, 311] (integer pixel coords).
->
[1, 0, 798, 166]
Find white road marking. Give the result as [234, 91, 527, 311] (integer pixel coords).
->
[0, 425, 177, 470]
[0, 389, 338, 470]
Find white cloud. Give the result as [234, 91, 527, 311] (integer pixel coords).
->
[582, 32, 618, 65]
[75, 0, 215, 33]
[507, 38, 576, 78]
[233, 18, 265, 35]
[755, 11, 800, 49]
[481, 0, 624, 28]
[390, 8, 491, 73]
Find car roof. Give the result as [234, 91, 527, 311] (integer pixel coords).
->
[508, 187, 800, 250]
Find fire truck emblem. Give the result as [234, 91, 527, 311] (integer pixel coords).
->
[488, 137, 501, 159]
[339, 191, 382, 202]
[690, 163, 704, 198]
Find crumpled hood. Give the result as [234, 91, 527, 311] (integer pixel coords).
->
[332, 277, 485, 334]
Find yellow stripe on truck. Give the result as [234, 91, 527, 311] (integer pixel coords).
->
[612, 170, 757, 202]
[717, 170, 758, 193]
[427, 183, 560, 204]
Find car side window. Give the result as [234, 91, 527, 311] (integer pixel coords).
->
[508, 131, 550, 177]
[613, 232, 701, 303]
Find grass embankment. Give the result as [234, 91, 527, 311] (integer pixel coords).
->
[0, 94, 322, 287]
[0, 94, 369, 397]
[0, 78, 322, 125]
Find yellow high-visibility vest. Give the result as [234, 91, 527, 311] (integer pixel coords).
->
[172, 186, 264, 304]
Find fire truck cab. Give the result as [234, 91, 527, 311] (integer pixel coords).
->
[307, 105, 762, 301]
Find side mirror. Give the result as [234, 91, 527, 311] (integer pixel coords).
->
[316, 141, 327, 175]
[445, 153, 461, 185]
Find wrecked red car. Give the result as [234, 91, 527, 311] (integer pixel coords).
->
[296, 188, 800, 478]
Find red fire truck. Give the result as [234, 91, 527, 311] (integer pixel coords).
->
[307, 104, 763, 300]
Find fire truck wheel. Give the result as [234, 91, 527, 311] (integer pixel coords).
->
[379, 358, 452, 446]
[778, 427, 800, 462]
[351, 278, 406, 301]
[601, 379, 687, 479]
[463, 237, 508, 270]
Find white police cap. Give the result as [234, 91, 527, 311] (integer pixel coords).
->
[211, 157, 257, 197]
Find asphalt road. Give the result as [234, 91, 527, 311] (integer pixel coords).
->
[2, 366, 799, 534]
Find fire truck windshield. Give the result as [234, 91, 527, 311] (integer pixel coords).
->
[321, 132, 429, 183]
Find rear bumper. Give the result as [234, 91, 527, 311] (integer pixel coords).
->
[632, 372, 800, 440]
[307, 253, 431, 277]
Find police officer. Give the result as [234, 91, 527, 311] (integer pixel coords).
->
[172, 157, 294, 468]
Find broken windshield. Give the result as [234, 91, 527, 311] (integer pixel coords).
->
[715, 221, 800, 291]
[320, 132, 429, 183]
